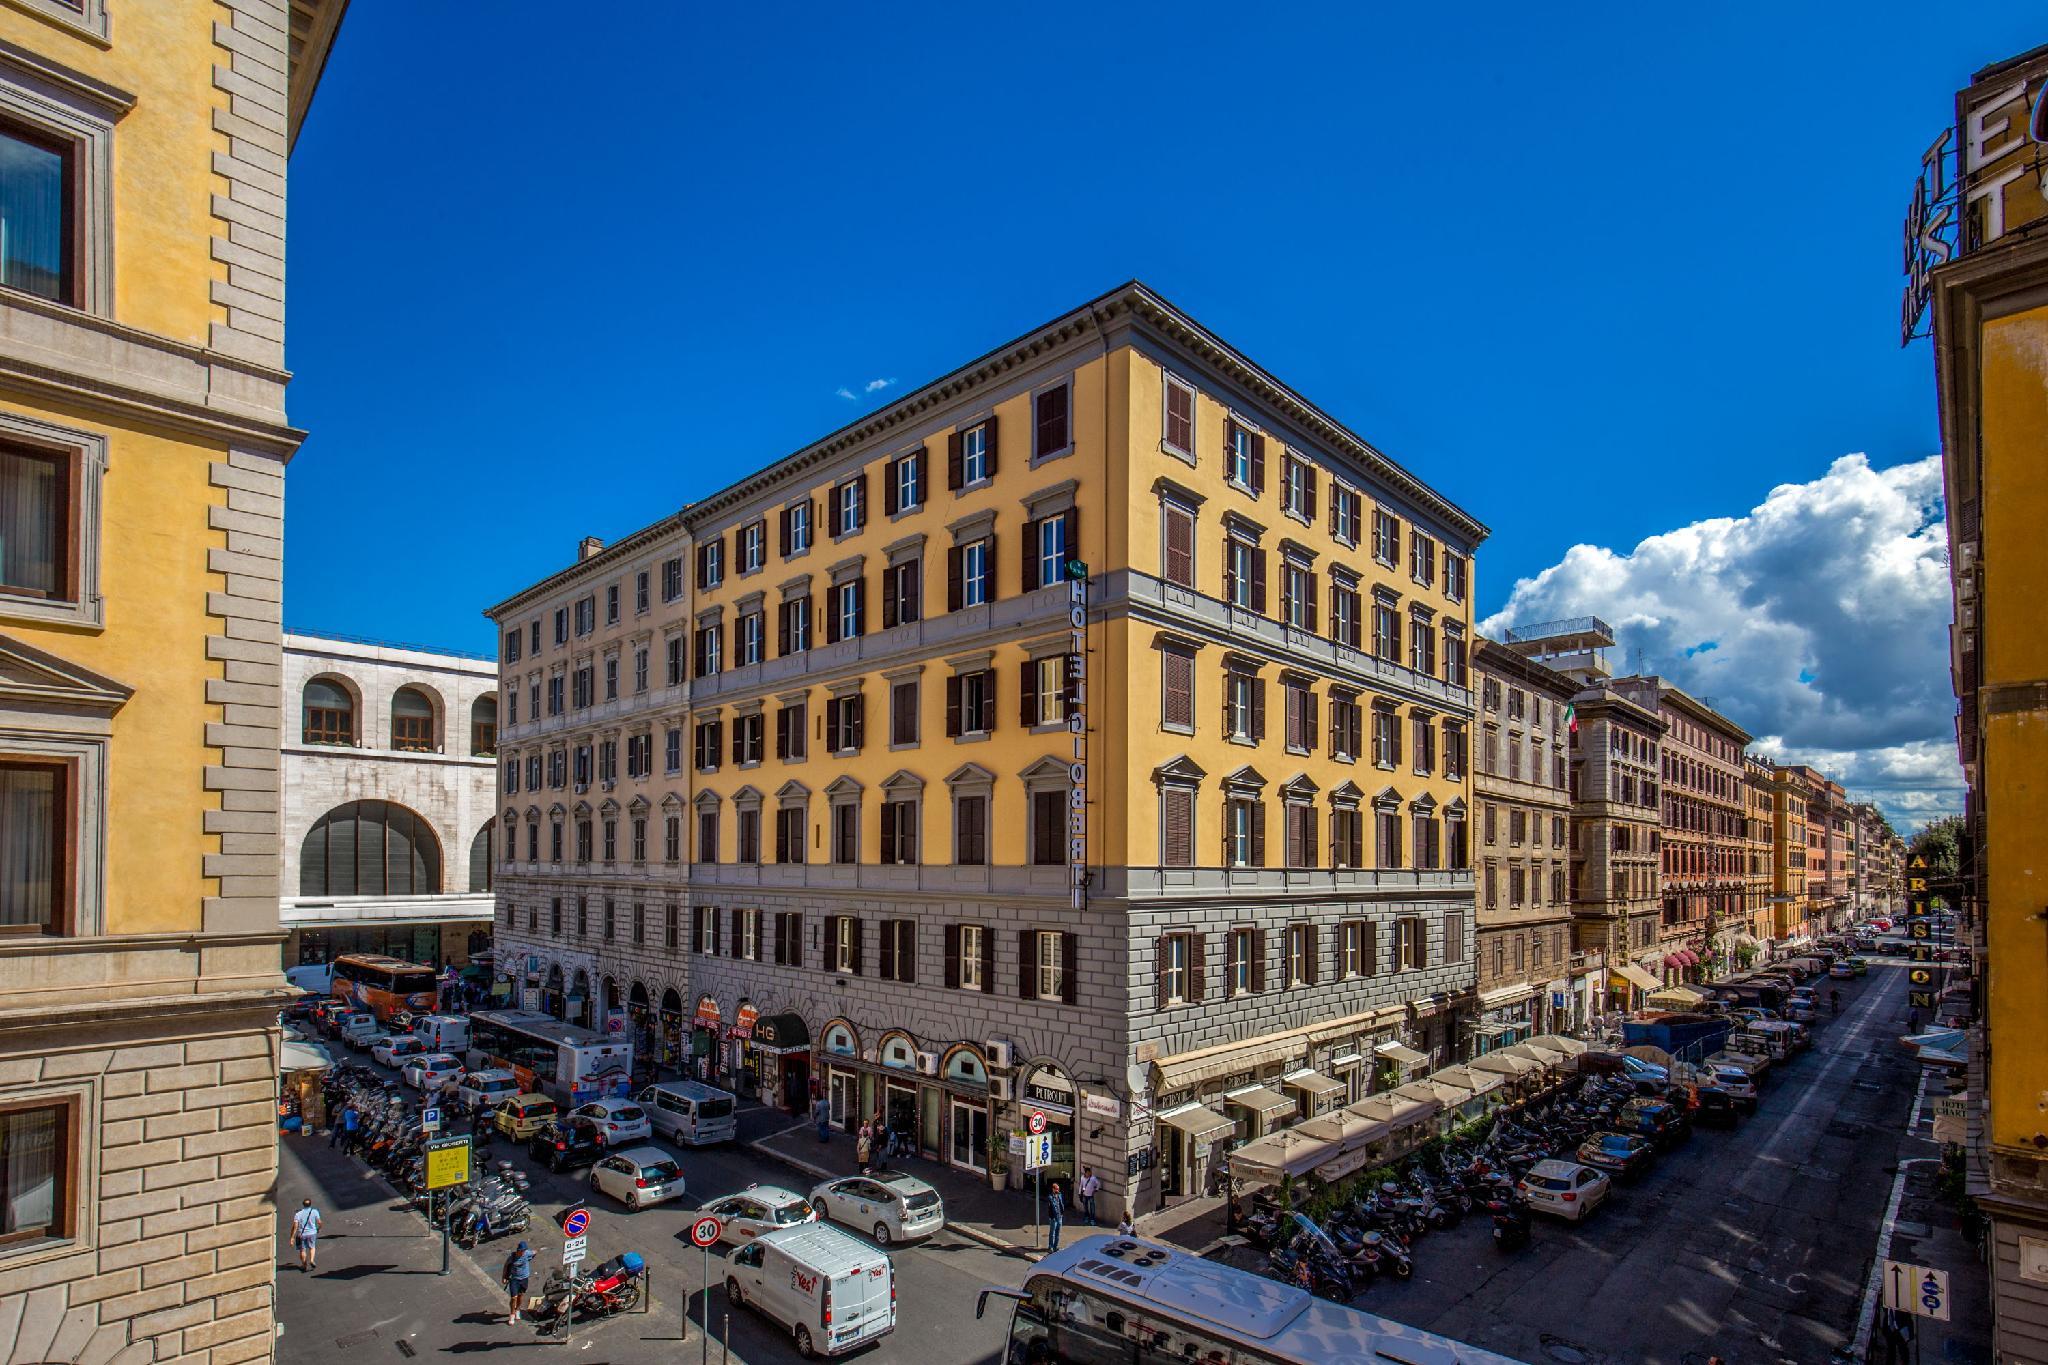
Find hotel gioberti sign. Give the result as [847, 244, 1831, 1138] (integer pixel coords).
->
[1903, 51, 2048, 343]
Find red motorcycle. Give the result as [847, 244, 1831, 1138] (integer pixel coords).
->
[532, 1253, 646, 1333]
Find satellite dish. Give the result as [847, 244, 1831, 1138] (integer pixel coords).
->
[1126, 1062, 1151, 1097]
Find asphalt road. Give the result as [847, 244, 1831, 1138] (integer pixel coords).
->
[1214, 964, 1921, 1365]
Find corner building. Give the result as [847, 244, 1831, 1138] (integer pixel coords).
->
[0, 3, 340, 1362]
[488, 284, 1483, 1217]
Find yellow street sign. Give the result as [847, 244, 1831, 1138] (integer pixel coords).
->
[425, 1136, 471, 1190]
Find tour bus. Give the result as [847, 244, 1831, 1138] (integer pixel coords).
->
[978, 1234, 1525, 1364]
[329, 953, 439, 1024]
[463, 1009, 632, 1106]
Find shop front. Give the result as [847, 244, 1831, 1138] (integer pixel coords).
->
[818, 1019, 861, 1129]
[727, 1001, 762, 1098]
[1282, 1068, 1345, 1119]
[1018, 1062, 1077, 1180]
[750, 1012, 811, 1113]
[942, 1046, 992, 1175]
[692, 994, 723, 1082]
[658, 988, 684, 1070]
[1157, 1102, 1235, 1201]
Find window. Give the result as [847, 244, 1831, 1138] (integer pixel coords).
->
[0, 759, 68, 933]
[782, 500, 814, 556]
[831, 800, 858, 864]
[824, 692, 864, 753]
[884, 450, 924, 515]
[734, 907, 760, 960]
[605, 583, 619, 624]
[1444, 631, 1468, 687]
[954, 793, 987, 865]
[635, 571, 649, 614]
[574, 596, 596, 636]
[952, 420, 993, 488]
[1408, 613, 1436, 676]
[1162, 376, 1194, 456]
[1372, 508, 1399, 565]
[300, 800, 441, 897]
[733, 713, 764, 765]
[772, 911, 803, 965]
[882, 558, 920, 627]
[1226, 927, 1260, 996]
[951, 537, 993, 609]
[1285, 924, 1316, 987]
[1281, 562, 1316, 631]
[828, 915, 859, 973]
[1160, 648, 1194, 732]
[776, 700, 808, 761]
[1160, 786, 1194, 867]
[601, 818, 616, 862]
[632, 817, 647, 863]
[1412, 809, 1441, 869]
[956, 923, 987, 990]
[662, 557, 683, 602]
[1332, 806, 1364, 867]
[1330, 579, 1361, 648]
[1223, 536, 1263, 610]
[696, 809, 719, 863]
[693, 719, 722, 772]
[1282, 453, 1316, 520]
[0, 441, 84, 610]
[1372, 705, 1401, 768]
[575, 817, 593, 862]
[1026, 510, 1074, 592]
[1162, 502, 1196, 587]
[1331, 486, 1362, 545]
[1225, 419, 1263, 491]
[946, 669, 995, 738]
[1396, 916, 1427, 971]
[1283, 681, 1317, 753]
[736, 612, 764, 666]
[1028, 929, 1069, 1000]
[736, 808, 760, 863]
[835, 475, 867, 536]
[1284, 799, 1319, 867]
[0, 124, 74, 305]
[604, 656, 618, 700]
[890, 680, 919, 746]
[302, 679, 354, 746]
[1412, 714, 1436, 774]
[1225, 670, 1263, 742]
[1444, 722, 1467, 779]
[774, 806, 805, 863]
[697, 540, 724, 590]
[0, 1099, 72, 1246]
[1033, 385, 1070, 461]
[1159, 932, 1192, 1005]
[1023, 654, 1069, 728]
[880, 799, 918, 864]
[1224, 796, 1263, 867]
[1375, 804, 1403, 868]
[665, 728, 682, 773]
[739, 520, 766, 573]
[554, 607, 569, 645]
[830, 578, 864, 642]
[1444, 552, 1467, 603]
[1031, 789, 1065, 865]
[392, 687, 436, 752]
[1371, 599, 1400, 661]
[877, 918, 916, 981]
[1341, 921, 1371, 977]
[694, 623, 722, 678]
[1409, 530, 1436, 587]
[1330, 693, 1362, 760]
[692, 905, 718, 954]
[634, 648, 649, 693]
[779, 595, 811, 655]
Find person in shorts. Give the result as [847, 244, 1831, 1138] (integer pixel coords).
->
[502, 1241, 534, 1324]
[290, 1199, 321, 1272]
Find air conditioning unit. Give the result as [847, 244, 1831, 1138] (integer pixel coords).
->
[861, 1047, 878, 1064]
[989, 1075, 1014, 1101]
[574, 782, 589, 795]
[985, 1040, 1014, 1070]
[915, 1051, 939, 1076]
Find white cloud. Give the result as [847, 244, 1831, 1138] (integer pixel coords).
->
[835, 377, 897, 401]
[864, 377, 896, 394]
[1482, 454, 1958, 829]
[834, 386, 856, 401]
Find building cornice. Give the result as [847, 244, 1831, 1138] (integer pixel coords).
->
[483, 512, 689, 621]
[1471, 637, 1580, 701]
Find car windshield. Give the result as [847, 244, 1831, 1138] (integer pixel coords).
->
[775, 1200, 815, 1224]
[901, 1189, 941, 1212]
[1527, 1174, 1571, 1192]
[699, 1097, 734, 1119]
[1600, 1136, 1634, 1151]
[642, 1160, 681, 1181]
[613, 1107, 645, 1121]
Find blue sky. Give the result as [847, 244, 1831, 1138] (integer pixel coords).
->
[281, 4, 2034, 824]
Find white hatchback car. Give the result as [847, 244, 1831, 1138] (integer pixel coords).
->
[696, 1185, 817, 1245]
[571, 1099, 652, 1147]
[810, 1171, 945, 1245]
[1518, 1159, 1611, 1222]
[372, 1035, 430, 1068]
[402, 1053, 463, 1092]
[587, 1145, 686, 1210]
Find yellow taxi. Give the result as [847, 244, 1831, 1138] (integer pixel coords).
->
[493, 1093, 560, 1140]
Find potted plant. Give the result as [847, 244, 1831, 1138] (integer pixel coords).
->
[987, 1135, 1010, 1191]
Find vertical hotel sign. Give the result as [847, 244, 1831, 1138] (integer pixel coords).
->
[1068, 567, 1088, 909]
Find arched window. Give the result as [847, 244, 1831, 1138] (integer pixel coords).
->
[300, 800, 442, 896]
[471, 695, 498, 756]
[303, 679, 354, 746]
[392, 686, 436, 753]
[468, 820, 494, 893]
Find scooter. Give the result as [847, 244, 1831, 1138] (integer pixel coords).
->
[1485, 1194, 1531, 1252]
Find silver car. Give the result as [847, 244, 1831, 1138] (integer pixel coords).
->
[587, 1145, 686, 1210]
[810, 1170, 946, 1245]
[695, 1185, 817, 1245]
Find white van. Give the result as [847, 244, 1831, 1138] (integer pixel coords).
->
[638, 1081, 737, 1146]
[284, 964, 332, 995]
[410, 1014, 470, 1053]
[725, 1222, 894, 1358]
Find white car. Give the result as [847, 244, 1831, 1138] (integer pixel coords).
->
[1517, 1159, 1611, 1222]
[456, 1068, 521, 1116]
[588, 1145, 686, 1210]
[810, 1171, 945, 1245]
[696, 1185, 817, 1245]
[350, 1029, 391, 1054]
[372, 1035, 430, 1068]
[571, 1099, 652, 1147]
[402, 1053, 463, 1092]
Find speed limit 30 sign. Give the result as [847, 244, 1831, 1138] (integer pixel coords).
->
[1028, 1110, 1047, 1135]
[690, 1216, 723, 1248]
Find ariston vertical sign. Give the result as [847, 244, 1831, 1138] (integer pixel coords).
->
[1068, 567, 1088, 910]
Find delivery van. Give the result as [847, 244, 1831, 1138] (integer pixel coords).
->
[638, 1081, 737, 1146]
[725, 1222, 894, 1358]
[409, 1014, 470, 1053]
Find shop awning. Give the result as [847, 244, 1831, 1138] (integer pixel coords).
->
[1501, 1042, 1562, 1068]
[1477, 983, 1539, 1010]
[1432, 1065, 1503, 1097]
[1612, 962, 1662, 993]
[1471, 1021, 1521, 1039]
[1294, 1108, 1387, 1150]
[1282, 1068, 1345, 1100]
[1223, 1085, 1295, 1119]
[1679, 949, 1700, 967]
[1349, 1093, 1441, 1130]
[1315, 1145, 1380, 1182]
[1469, 1051, 1540, 1078]
[1158, 1103, 1236, 1144]
[1374, 1041, 1430, 1068]
[1647, 985, 1707, 1010]
[281, 1038, 336, 1072]
[751, 1012, 810, 1054]
[1328, 1051, 1364, 1070]
[1396, 1079, 1471, 1108]
[1525, 1034, 1587, 1058]
[1227, 1128, 1336, 1181]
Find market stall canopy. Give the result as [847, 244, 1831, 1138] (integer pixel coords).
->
[1526, 1034, 1587, 1058]
[1373, 1041, 1430, 1068]
[1294, 1109, 1388, 1151]
[1395, 1079, 1471, 1109]
[1612, 962, 1662, 993]
[1227, 1128, 1335, 1181]
[280, 1038, 335, 1072]
[1223, 1085, 1295, 1120]
[1647, 985, 1707, 1010]
[1282, 1068, 1345, 1101]
[1348, 1092, 1441, 1131]
[1500, 1042, 1562, 1068]
[1469, 1050, 1541, 1078]
[1431, 1065, 1503, 1097]
[1157, 1103, 1235, 1145]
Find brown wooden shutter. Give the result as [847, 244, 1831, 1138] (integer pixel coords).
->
[849, 917, 864, 975]
[1061, 932, 1078, 1005]
[1020, 658, 1039, 728]
[1155, 936, 1170, 1010]
[775, 709, 788, 759]
[779, 507, 791, 557]
[1252, 679, 1266, 742]
[1022, 519, 1040, 592]
[981, 929, 996, 994]
[1305, 574, 1319, 634]
[1018, 929, 1037, 999]
[1286, 805, 1303, 868]
[1189, 933, 1206, 1001]
[945, 675, 961, 737]
[1165, 506, 1193, 585]
[880, 919, 897, 980]
[729, 907, 741, 956]
[982, 669, 997, 732]
[1303, 464, 1318, 519]
[854, 473, 868, 529]
[882, 569, 899, 630]
[948, 431, 964, 490]
[1251, 929, 1267, 992]
[883, 458, 900, 517]
[849, 694, 864, 749]
[1328, 488, 1340, 538]
[947, 546, 963, 611]
[1280, 569, 1293, 624]
[1060, 509, 1078, 579]
[1305, 809, 1320, 867]
[1305, 689, 1319, 754]
[899, 920, 915, 983]
[1251, 550, 1267, 613]
[1223, 542, 1238, 602]
[944, 924, 960, 989]
[711, 907, 723, 956]
[1164, 788, 1192, 867]
[825, 701, 842, 753]
[1250, 432, 1266, 494]
[1164, 652, 1190, 728]
[1250, 801, 1266, 866]
[1307, 925, 1321, 984]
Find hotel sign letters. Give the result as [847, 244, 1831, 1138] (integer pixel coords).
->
[1068, 574, 1088, 909]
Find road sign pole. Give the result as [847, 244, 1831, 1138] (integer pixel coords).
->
[700, 1242, 710, 1365]
[440, 1193, 450, 1276]
[1035, 1167, 1043, 1251]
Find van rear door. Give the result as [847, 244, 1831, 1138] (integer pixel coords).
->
[829, 1260, 891, 1345]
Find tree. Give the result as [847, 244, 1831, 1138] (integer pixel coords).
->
[1910, 815, 1964, 880]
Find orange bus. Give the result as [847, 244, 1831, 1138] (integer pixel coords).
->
[329, 953, 439, 1023]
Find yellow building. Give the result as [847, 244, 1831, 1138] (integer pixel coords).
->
[0, 3, 340, 1361]
[490, 283, 1484, 1216]
[1927, 41, 2048, 1359]
[1768, 764, 1813, 943]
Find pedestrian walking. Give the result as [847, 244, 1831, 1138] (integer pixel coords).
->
[856, 1122, 872, 1175]
[1046, 1181, 1066, 1253]
[1116, 1213, 1134, 1237]
[1078, 1167, 1100, 1225]
[813, 1095, 830, 1143]
[290, 1198, 322, 1272]
[329, 1101, 355, 1149]
[502, 1240, 535, 1325]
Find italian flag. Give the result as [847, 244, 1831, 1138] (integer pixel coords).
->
[1564, 702, 1578, 734]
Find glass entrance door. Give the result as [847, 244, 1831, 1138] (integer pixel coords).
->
[829, 1068, 856, 1129]
[950, 1099, 988, 1171]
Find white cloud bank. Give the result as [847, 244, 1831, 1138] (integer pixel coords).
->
[1481, 454, 1958, 830]
[835, 377, 898, 401]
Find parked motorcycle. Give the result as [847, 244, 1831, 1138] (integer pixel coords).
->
[532, 1253, 646, 1333]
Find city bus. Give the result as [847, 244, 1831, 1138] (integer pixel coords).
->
[328, 953, 439, 1023]
[463, 1009, 633, 1106]
[978, 1234, 1526, 1364]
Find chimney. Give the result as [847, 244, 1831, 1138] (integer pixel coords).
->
[578, 536, 605, 562]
